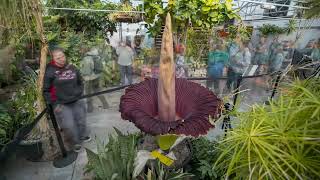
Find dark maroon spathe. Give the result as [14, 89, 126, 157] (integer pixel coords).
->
[119, 78, 222, 136]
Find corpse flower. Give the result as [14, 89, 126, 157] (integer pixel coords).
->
[120, 14, 221, 137]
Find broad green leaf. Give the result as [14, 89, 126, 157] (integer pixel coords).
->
[156, 134, 179, 150]
[202, 6, 211, 12]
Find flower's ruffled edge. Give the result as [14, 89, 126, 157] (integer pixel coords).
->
[119, 78, 222, 136]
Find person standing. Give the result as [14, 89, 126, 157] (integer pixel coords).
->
[116, 41, 135, 85]
[175, 44, 187, 78]
[227, 41, 249, 89]
[269, 44, 285, 73]
[311, 41, 320, 61]
[207, 42, 229, 94]
[81, 47, 109, 113]
[253, 36, 269, 74]
[269, 36, 281, 64]
[43, 47, 90, 152]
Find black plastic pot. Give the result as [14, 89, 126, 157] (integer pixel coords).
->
[17, 140, 43, 161]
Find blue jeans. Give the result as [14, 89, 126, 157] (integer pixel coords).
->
[207, 62, 224, 91]
[119, 65, 133, 85]
[54, 100, 88, 147]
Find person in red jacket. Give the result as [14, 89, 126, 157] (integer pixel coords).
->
[43, 47, 90, 152]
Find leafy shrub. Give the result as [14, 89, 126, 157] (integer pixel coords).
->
[258, 24, 286, 36]
[214, 78, 320, 179]
[0, 73, 38, 147]
[188, 137, 222, 180]
[8, 72, 38, 126]
[0, 105, 12, 147]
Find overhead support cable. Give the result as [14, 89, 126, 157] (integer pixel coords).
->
[45, 7, 145, 13]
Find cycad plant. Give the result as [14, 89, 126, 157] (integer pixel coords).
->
[213, 78, 320, 179]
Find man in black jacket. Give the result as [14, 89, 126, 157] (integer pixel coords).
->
[43, 47, 90, 152]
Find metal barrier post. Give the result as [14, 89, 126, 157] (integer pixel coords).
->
[47, 104, 78, 168]
[222, 103, 233, 136]
[270, 72, 281, 100]
[233, 75, 243, 107]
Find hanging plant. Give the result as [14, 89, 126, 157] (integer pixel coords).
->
[258, 24, 286, 36]
[284, 19, 297, 35]
[109, 3, 142, 23]
[226, 23, 253, 40]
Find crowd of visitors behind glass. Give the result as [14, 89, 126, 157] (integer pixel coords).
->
[206, 35, 320, 93]
[74, 27, 320, 94]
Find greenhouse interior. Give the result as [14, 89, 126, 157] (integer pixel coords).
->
[0, 0, 320, 179]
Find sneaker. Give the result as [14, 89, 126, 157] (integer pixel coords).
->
[80, 136, 92, 143]
[73, 144, 82, 152]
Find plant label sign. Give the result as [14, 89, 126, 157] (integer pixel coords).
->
[151, 150, 174, 166]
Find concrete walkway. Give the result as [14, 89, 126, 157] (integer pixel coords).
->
[0, 90, 140, 180]
[0, 79, 271, 180]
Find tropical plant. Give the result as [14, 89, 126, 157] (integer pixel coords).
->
[46, 0, 118, 38]
[0, 72, 39, 148]
[284, 19, 297, 35]
[258, 24, 286, 36]
[304, 0, 320, 19]
[227, 24, 253, 41]
[85, 128, 140, 180]
[188, 137, 222, 180]
[101, 61, 121, 87]
[141, 160, 194, 180]
[8, 72, 38, 127]
[0, 0, 51, 147]
[142, 0, 240, 37]
[186, 28, 210, 66]
[0, 105, 12, 147]
[213, 78, 320, 179]
[258, 21, 296, 37]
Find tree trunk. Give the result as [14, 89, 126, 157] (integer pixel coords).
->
[28, 0, 59, 160]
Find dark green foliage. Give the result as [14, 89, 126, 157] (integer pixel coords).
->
[142, 0, 240, 36]
[46, 0, 118, 38]
[85, 128, 140, 180]
[258, 21, 296, 37]
[188, 137, 221, 180]
[0, 72, 38, 147]
[0, 104, 12, 148]
[43, 15, 105, 67]
[305, 0, 320, 19]
[258, 24, 286, 36]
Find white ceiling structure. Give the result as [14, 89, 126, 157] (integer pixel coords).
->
[46, 0, 320, 27]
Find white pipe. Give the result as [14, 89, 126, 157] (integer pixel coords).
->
[45, 7, 145, 13]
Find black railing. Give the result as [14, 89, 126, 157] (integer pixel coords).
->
[1, 72, 282, 168]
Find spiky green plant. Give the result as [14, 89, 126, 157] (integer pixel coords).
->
[85, 128, 140, 180]
[213, 78, 320, 179]
[142, 160, 194, 180]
